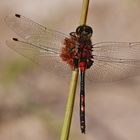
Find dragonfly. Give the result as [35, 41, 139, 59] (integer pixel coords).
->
[5, 14, 140, 133]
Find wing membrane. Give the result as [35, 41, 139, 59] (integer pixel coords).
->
[87, 42, 140, 82]
[6, 15, 140, 82]
[5, 14, 71, 75]
[6, 39, 70, 75]
[5, 14, 68, 50]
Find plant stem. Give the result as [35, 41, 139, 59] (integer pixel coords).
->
[60, 0, 90, 140]
[80, 0, 90, 25]
[60, 70, 78, 140]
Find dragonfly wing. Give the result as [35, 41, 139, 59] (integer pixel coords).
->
[5, 14, 69, 50]
[87, 42, 140, 82]
[5, 14, 72, 75]
[6, 39, 70, 75]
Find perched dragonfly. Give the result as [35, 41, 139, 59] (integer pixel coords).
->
[5, 14, 140, 133]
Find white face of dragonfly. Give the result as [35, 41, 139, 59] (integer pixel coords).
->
[76, 25, 93, 40]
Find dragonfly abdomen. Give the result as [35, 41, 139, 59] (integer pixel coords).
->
[79, 66, 86, 133]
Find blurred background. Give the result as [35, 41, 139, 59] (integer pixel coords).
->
[1, 0, 140, 140]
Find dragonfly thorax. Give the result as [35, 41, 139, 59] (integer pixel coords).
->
[60, 25, 93, 70]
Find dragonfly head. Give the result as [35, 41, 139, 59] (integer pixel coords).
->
[76, 25, 93, 39]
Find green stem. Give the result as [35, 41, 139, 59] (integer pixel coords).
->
[60, 1, 90, 140]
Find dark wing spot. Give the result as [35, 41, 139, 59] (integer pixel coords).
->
[13, 38, 19, 41]
[15, 14, 21, 18]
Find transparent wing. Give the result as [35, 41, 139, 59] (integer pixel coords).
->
[5, 14, 69, 50]
[5, 14, 71, 75]
[6, 39, 70, 75]
[87, 42, 140, 82]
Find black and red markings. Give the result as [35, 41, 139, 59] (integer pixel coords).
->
[60, 25, 93, 133]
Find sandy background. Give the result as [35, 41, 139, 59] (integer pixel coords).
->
[1, 0, 140, 140]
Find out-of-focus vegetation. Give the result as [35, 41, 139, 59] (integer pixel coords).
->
[0, 58, 31, 86]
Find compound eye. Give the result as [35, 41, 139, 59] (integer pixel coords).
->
[85, 26, 93, 34]
[76, 26, 83, 35]
[76, 25, 93, 36]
